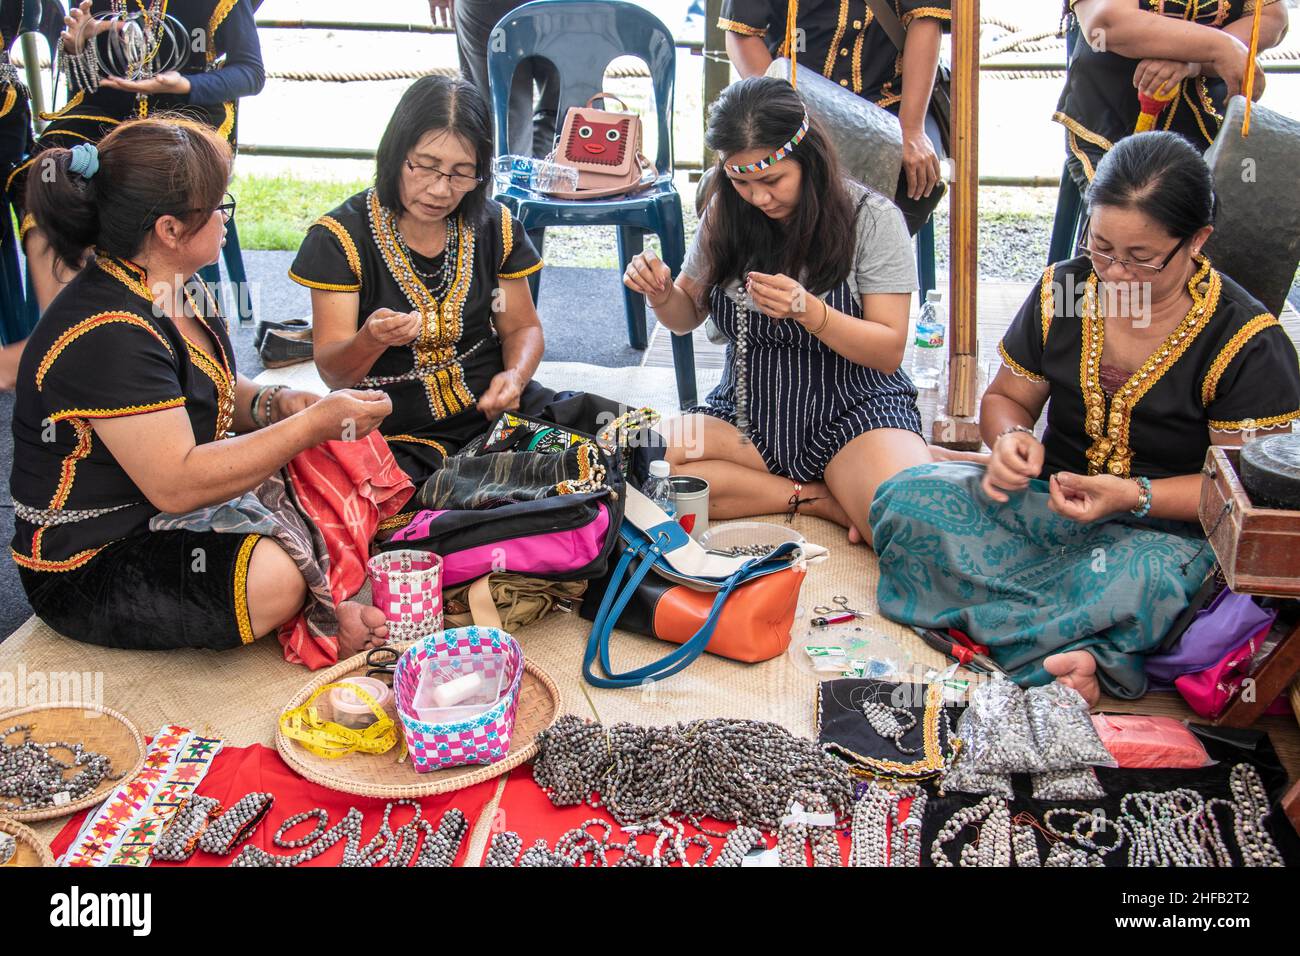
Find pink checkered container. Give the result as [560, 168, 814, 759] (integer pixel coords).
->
[367, 549, 444, 642]
[392, 627, 525, 772]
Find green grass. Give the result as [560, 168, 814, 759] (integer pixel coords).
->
[229, 173, 372, 251]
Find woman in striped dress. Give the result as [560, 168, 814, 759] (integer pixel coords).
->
[623, 77, 930, 545]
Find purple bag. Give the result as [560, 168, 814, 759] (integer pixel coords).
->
[1146, 589, 1276, 685]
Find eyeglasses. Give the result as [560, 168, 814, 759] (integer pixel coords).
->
[1076, 219, 1188, 275]
[214, 192, 236, 223]
[404, 159, 483, 191]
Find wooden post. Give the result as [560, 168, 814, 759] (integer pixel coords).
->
[933, 0, 982, 448]
[21, 32, 48, 134]
[702, 0, 729, 173]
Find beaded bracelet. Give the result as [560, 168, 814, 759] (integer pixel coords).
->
[152, 795, 222, 862]
[260, 385, 287, 428]
[198, 792, 274, 856]
[1130, 475, 1153, 518]
[996, 424, 1034, 444]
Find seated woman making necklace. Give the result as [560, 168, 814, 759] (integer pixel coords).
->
[870, 132, 1300, 705]
[623, 77, 931, 546]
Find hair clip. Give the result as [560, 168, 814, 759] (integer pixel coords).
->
[198, 792, 274, 856]
[152, 795, 222, 862]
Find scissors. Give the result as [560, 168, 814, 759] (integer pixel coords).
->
[365, 646, 400, 683]
[812, 596, 868, 627]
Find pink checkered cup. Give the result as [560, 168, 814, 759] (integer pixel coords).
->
[367, 550, 445, 642]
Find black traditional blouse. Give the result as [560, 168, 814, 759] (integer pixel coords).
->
[289, 189, 543, 471]
[999, 256, 1300, 481]
[9, 254, 237, 572]
[1055, 0, 1280, 182]
[719, 0, 951, 107]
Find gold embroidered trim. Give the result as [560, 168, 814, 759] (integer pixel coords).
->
[998, 341, 1046, 383]
[376, 510, 417, 533]
[1040, 264, 1056, 348]
[96, 254, 154, 301]
[288, 270, 361, 293]
[1080, 258, 1220, 477]
[823, 0, 850, 78]
[37, 90, 85, 122]
[716, 18, 767, 37]
[11, 544, 106, 573]
[385, 434, 449, 457]
[36, 312, 174, 389]
[19, 212, 35, 241]
[1209, 410, 1300, 432]
[313, 216, 364, 283]
[1067, 131, 1096, 182]
[1201, 314, 1278, 406]
[40, 129, 95, 143]
[499, 261, 544, 280]
[0, 85, 15, 120]
[1053, 111, 1115, 153]
[180, 285, 237, 440]
[51, 419, 93, 510]
[851, 29, 865, 93]
[500, 205, 515, 268]
[49, 398, 186, 423]
[1183, 82, 1215, 145]
[6, 156, 35, 193]
[42, 113, 121, 127]
[216, 101, 235, 139]
[901, 7, 952, 26]
[233, 533, 259, 645]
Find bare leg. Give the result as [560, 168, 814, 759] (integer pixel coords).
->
[930, 445, 991, 465]
[1044, 650, 1101, 708]
[822, 427, 932, 548]
[0, 342, 23, 391]
[245, 537, 387, 656]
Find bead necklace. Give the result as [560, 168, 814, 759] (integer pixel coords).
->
[777, 790, 840, 867]
[394, 217, 459, 299]
[1011, 821, 1041, 867]
[849, 781, 927, 867]
[1, 724, 120, 811]
[861, 699, 919, 754]
[487, 818, 720, 868]
[533, 715, 853, 831]
[731, 281, 752, 441]
[1209, 763, 1284, 867]
[930, 795, 1012, 867]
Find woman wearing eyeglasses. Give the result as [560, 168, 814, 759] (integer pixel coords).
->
[9, 117, 398, 657]
[870, 132, 1300, 706]
[291, 75, 550, 484]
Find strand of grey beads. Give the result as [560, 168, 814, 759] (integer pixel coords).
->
[930, 795, 1011, 867]
[1011, 823, 1041, 867]
[715, 544, 774, 558]
[1, 724, 119, 810]
[890, 785, 927, 868]
[198, 792, 273, 856]
[485, 830, 523, 867]
[275, 808, 329, 849]
[1117, 789, 1209, 867]
[415, 808, 469, 867]
[532, 715, 853, 831]
[861, 701, 918, 754]
[733, 284, 751, 441]
[152, 795, 222, 862]
[231, 807, 365, 868]
[713, 826, 764, 867]
[777, 790, 839, 867]
[1226, 763, 1284, 867]
[1045, 843, 1103, 867]
[1043, 807, 1125, 862]
[518, 838, 568, 867]
[849, 784, 892, 867]
[357, 800, 425, 867]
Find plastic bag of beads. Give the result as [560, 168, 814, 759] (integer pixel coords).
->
[963, 676, 1046, 774]
[1025, 682, 1117, 770]
[941, 707, 1013, 798]
[1031, 767, 1106, 801]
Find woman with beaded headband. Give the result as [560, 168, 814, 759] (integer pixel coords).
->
[624, 76, 930, 547]
[1, 0, 264, 377]
[871, 133, 1300, 706]
[291, 75, 561, 485]
[10, 117, 399, 659]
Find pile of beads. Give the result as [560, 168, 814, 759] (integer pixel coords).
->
[930, 795, 1012, 867]
[486, 819, 720, 868]
[1024, 682, 1114, 770]
[0, 831, 16, 866]
[533, 715, 853, 831]
[1, 724, 121, 811]
[777, 790, 840, 867]
[849, 781, 927, 868]
[1031, 766, 1106, 802]
[1011, 821, 1041, 867]
[198, 792, 273, 856]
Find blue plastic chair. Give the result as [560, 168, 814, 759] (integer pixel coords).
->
[487, 0, 696, 408]
[1048, 20, 1086, 266]
[197, 218, 255, 327]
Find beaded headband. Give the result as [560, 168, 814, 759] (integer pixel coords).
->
[723, 114, 810, 174]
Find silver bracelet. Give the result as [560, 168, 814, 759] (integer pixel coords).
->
[996, 424, 1034, 444]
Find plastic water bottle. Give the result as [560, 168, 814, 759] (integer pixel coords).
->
[492, 155, 579, 193]
[911, 290, 946, 390]
[645, 460, 677, 518]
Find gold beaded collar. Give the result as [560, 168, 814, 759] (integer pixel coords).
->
[1079, 255, 1221, 477]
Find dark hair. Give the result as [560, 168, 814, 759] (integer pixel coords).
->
[25, 117, 231, 274]
[1086, 131, 1217, 239]
[375, 75, 494, 227]
[700, 77, 857, 296]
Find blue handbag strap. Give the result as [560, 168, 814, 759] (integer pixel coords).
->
[582, 533, 758, 689]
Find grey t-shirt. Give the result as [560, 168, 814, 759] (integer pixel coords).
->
[680, 179, 917, 305]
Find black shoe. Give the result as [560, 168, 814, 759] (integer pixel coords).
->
[258, 327, 315, 368]
[253, 317, 310, 350]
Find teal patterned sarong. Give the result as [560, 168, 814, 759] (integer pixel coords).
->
[868, 462, 1214, 699]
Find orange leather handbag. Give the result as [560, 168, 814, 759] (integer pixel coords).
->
[579, 488, 808, 686]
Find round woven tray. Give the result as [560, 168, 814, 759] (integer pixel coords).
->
[275, 643, 561, 798]
[0, 703, 147, 822]
[0, 816, 55, 867]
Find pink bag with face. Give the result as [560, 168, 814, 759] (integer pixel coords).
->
[542, 93, 657, 199]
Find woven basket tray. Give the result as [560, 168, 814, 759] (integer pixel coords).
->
[275, 643, 561, 798]
[0, 703, 147, 822]
[0, 816, 55, 867]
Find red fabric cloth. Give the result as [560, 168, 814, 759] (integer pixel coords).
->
[478, 766, 853, 865]
[279, 433, 414, 669]
[51, 743, 498, 867]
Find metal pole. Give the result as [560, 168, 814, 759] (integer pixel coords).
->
[20, 33, 47, 134]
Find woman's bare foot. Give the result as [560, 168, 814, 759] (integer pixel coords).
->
[1044, 650, 1101, 708]
[801, 481, 865, 544]
[337, 600, 390, 658]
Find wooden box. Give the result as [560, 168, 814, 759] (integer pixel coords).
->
[1199, 445, 1300, 598]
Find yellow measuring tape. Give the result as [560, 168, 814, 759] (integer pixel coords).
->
[279, 682, 403, 760]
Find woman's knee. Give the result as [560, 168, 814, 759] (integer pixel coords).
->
[245, 537, 307, 636]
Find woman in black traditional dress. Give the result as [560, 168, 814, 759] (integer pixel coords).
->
[290, 75, 552, 485]
[1056, 0, 1288, 195]
[9, 118, 394, 656]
